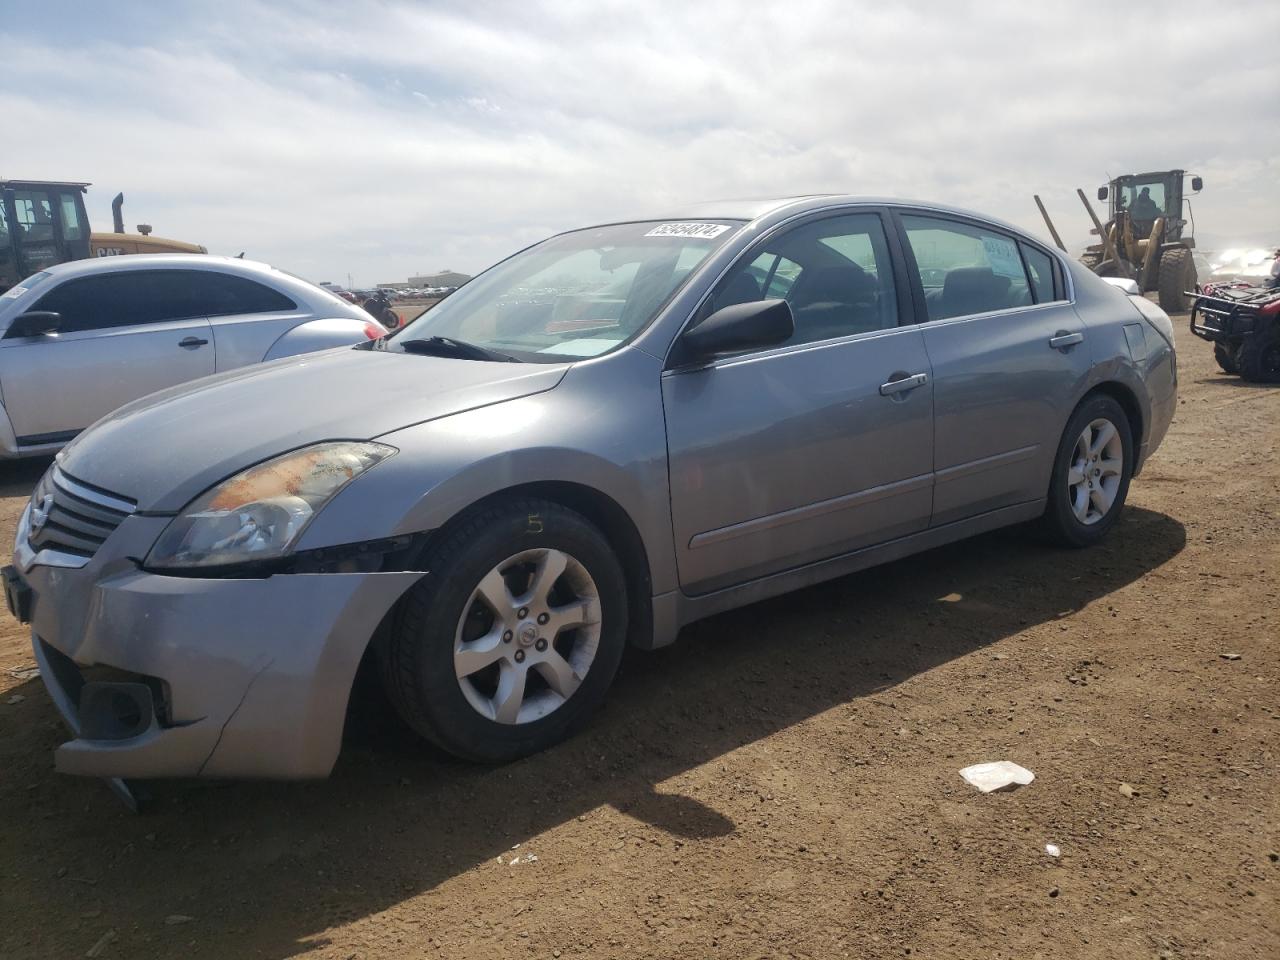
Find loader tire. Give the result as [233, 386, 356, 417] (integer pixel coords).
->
[1157, 247, 1195, 313]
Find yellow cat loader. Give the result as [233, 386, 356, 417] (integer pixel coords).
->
[0, 180, 205, 293]
[1078, 169, 1203, 313]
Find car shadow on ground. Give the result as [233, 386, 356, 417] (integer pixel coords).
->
[1, 506, 1185, 958]
[1193, 374, 1278, 389]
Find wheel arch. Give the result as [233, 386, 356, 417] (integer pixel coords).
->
[1079, 380, 1145, 463]
[407, 480, 656, 651]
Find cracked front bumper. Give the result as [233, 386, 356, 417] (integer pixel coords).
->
[15, 510, 422, 780]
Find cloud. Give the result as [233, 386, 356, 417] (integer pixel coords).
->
[2, 0, 1276, 284]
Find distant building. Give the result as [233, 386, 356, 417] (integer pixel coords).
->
[408, 270, 471, 288]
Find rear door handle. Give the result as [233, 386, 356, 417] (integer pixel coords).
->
[178, 336, 209, 348]
[879, 372, 929, 396]
[1049, 331, 1084, 350]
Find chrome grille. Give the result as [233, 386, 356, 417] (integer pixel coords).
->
[26, 465, 137, 562]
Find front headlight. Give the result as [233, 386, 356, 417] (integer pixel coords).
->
[146, 441, 396, 570]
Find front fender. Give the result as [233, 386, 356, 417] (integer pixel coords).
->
[295, 350, 679, 595]
[263, 318, 378, 361]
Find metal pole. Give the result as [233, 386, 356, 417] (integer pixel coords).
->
[1078, 188, 1132, 279]
[1034, 195, 1067, 252]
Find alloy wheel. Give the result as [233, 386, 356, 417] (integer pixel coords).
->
[1067, 418, 1124, 525]
[453, 548, 601, 724]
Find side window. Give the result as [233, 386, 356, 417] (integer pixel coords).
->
[190, 272, 296, 316]
[742, 251, 803, 300]
[902, 216, 1033, 321]
[32, 275, 120, 332]
[702, 213, 899, 348]
[13, 192, 55, 244]
[1019, 243, 1060, 304]
[33, 271, 202, 333]
[58, 194, 85, 242]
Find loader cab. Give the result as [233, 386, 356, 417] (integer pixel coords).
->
[0, 181, 92, 293]
[1097, 170, 1203, 243]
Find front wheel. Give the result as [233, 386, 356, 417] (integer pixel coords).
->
[1039, 395, 1134, 548]
[1213, 343, 1239, 375]
[378, 498, 627, 762]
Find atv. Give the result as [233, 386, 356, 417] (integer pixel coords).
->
[1188, 280, 1280, 383]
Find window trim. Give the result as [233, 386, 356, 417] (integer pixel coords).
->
[890, 207, 1070, 327]
[664, 205, 915, 370]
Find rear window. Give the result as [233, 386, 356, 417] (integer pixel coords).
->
[190, 272, 296, 316]
[902, 215, 1033, 321]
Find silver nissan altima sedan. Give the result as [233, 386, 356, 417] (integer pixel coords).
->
[3, 196, 1176, 800]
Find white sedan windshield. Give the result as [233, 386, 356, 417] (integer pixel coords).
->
[391, 221, 741, 361]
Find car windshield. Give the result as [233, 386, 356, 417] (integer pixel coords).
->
[0, 270, 53, 301]
[388, 220, 742, 361]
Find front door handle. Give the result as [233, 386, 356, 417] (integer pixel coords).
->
[1049, 331, 1084, 350]
[879, 372, 928, 396]
[178, 336, 209, 348]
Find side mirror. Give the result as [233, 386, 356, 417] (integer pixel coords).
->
[680, 298, 794, 362]
[5, 311, 62, 338]
[1191, 176, 1203, 193]
[1097, 186, 1109, 202]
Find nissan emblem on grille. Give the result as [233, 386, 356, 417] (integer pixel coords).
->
[29, 494, 53, 538]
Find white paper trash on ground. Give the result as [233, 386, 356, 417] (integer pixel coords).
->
[959, 761, 1035, 793]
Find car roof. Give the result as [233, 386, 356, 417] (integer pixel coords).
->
[37, 253, 280, 281]
[609, 195, 1048, 246]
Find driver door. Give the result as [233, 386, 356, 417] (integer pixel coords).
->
[662, 210, 935, 595]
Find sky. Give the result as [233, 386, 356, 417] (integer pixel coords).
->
[2, 0, 1277, 286]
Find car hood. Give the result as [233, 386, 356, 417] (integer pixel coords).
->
[58, 347, 570, 513]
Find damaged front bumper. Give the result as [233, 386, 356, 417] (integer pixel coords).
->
[11, 504, 422, 785]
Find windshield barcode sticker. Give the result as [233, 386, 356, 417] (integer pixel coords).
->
[645, 222, 730, 239]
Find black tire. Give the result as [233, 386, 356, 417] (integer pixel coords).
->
[1157, 247, 1195, 313]
[378, 497, 627, 762]
[1213, 343, 1239, 376]
[1039, 394, 1134, 548]
[1236, 324, 1280, 384]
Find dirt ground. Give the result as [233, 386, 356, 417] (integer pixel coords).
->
[391, 299, 438, 327]
[0, 309, 1276, 960]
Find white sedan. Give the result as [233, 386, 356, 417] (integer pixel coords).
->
[0, 255, 385, 459]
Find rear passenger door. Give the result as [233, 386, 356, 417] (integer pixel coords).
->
[895, 212, 1089, 526]
[186, 271, 302, 370]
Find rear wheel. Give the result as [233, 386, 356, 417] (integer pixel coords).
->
[1157, 247, 1195, 313]
[378, 498, 627, 762]
[1237, 324, 1280, 383]
[1040, 395, 1133, 548]
[1213, 343, 1239, 375]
